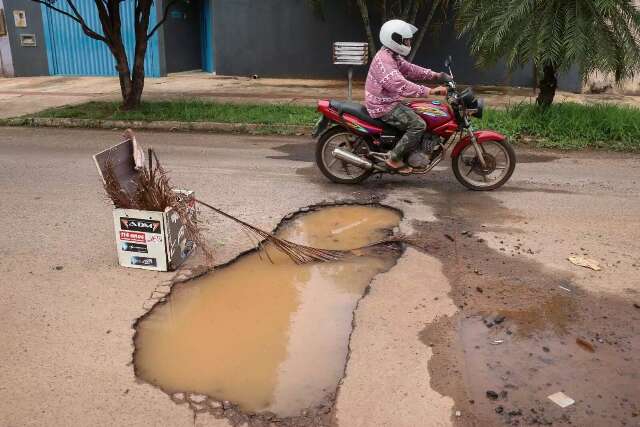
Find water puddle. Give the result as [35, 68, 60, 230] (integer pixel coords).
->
[133, 205, 402, 418]
[456, 305, 639, 426]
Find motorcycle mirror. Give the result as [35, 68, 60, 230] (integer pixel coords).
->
[444, 55, 452, 69]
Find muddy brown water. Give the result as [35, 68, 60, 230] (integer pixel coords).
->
[133, 205, 401, 418]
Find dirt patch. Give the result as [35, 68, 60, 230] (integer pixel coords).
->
[411, 190, 640, 426]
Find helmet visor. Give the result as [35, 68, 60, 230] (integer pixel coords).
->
[391, 32, 412, 47]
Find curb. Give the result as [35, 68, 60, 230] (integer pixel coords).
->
[0, 117, 314, 136]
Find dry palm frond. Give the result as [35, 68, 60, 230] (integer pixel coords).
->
[100, 131, 399, 266]
[196, 199, 350, 265]
[133, 150, 175, 212]
[102, 158, 135, 209]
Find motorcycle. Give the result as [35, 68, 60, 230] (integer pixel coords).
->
[311, 56, 516, 191]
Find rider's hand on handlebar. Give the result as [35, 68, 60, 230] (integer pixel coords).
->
[440, 72, 453, 82]
[430, 86, 448, 96]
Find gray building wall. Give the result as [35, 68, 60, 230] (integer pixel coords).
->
[212, 0, 581, 92]
[0, 0, 14, 76]
[3, 0, 48, 76]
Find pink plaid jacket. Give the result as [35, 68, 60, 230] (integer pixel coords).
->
[365, 48, 440, 118]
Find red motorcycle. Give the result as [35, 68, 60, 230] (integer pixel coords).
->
[311, 57, 516, 191]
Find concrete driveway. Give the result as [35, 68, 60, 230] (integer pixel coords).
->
[0, 127, 638, 426]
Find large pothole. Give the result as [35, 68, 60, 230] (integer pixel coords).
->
[133, 204, 402, 424]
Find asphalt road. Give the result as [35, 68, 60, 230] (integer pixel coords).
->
[1, 127, 638, 426]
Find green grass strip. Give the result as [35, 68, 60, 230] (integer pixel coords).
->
[475, 102, 640, 151]
[35, 100, 319, 126]
[33, 100, 640, 151]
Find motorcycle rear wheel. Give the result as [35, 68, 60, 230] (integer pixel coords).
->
[316, 127, 373, 184]
[452, 139, 516, 191]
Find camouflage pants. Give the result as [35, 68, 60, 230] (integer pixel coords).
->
[381, 103, 427, 163]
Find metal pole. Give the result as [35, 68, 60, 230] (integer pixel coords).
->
[348, 67, 353, 101]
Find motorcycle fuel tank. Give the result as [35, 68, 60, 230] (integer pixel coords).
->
[409, 100, 453, 130]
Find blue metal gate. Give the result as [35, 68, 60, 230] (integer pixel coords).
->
[200, 0, 214, 73]
[41, 0, 160, 77]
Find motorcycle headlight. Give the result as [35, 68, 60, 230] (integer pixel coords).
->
[472, 98, 484, 119]
[460, 88, 475, 108]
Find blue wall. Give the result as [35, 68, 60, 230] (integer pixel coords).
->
[41, 0, 160, 77]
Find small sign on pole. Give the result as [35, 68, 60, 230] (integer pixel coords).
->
[333, 42, 368, 101]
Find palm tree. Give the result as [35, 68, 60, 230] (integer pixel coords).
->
[456, 0, 640, 107]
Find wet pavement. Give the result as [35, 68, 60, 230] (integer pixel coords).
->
[1, 127, 639, 426]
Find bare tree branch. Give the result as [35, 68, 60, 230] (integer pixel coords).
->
[146, 0, 180, 40]
[356, 0, 377, 58]
[409, 1, 420, 23]
[31, 0, 107, 42]
[402, 0, 412, 20]
[409, 0, 444, 61]
[64, 0, 108, 41]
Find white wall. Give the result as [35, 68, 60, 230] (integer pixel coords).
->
[584, 0, 640, 94]
[0, 0, 15, 76]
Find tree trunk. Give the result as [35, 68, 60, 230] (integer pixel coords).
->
[106, 37, 135, 108]
[36, 0, 169, 110]
[409, 0, 441, 62]
[536, 64, 557, 108]
[356, 0, 377, 59]
[124, 0, 153, 110]
[124, 47, 145, 109]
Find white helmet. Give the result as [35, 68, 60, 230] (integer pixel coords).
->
[379, 19, 418, 56]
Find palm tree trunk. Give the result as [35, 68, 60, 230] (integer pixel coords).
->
[356, 0, 377, 59]
[536, 64, 557, 107]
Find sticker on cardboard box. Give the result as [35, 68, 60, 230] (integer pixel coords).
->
[121, 242, 148, 253]
[120, 217, 161, 234]
[119, 230, 146, 243]
[131, 256, 157, 267]
[146, 235, 163, 243]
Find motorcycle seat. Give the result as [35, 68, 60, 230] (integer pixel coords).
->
[330, 100, 398, 134]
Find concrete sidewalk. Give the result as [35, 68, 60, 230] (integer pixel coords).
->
[2, 72, 640, 119]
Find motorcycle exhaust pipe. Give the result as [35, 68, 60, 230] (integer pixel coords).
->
[332, 148, 373, 170]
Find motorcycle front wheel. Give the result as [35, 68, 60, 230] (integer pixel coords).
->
[316, 127, 373, 184]
[452, 140, 516, 191]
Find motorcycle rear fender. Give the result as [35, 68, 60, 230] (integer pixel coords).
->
[451, 130, 507, 158]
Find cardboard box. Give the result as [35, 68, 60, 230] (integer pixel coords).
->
[114, 191, 195, 271]
[93, 136, 196, 272]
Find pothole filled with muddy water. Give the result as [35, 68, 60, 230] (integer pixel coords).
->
[133, 205, 402, 422]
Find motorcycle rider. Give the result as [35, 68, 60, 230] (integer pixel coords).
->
[365, 19, 450, 173]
